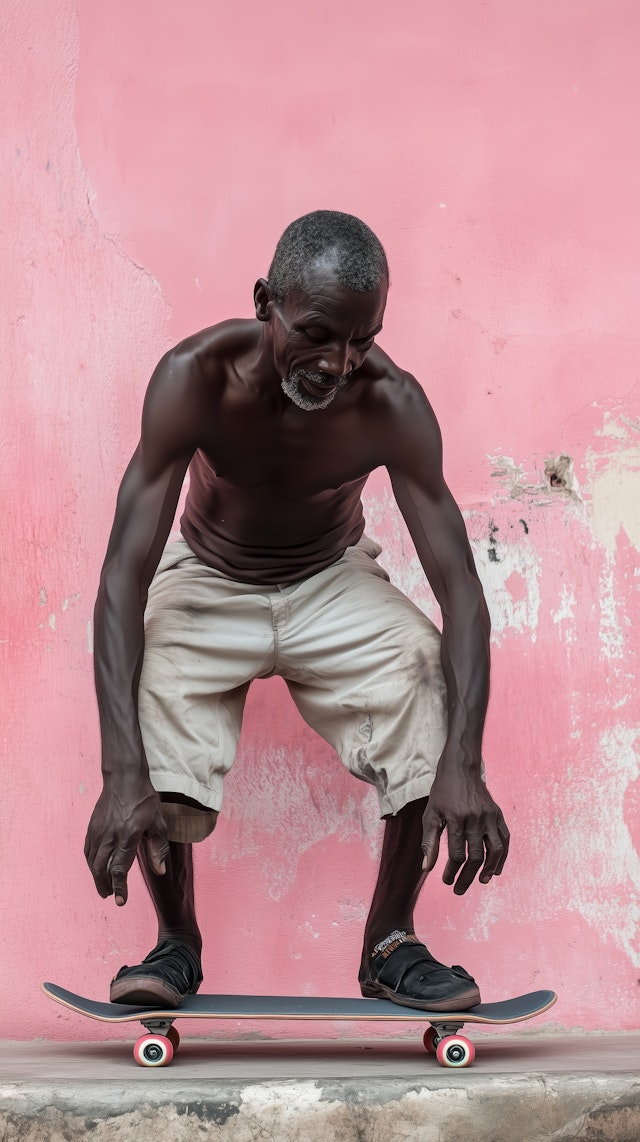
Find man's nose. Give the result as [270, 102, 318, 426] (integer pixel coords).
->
[317, 343, 352, 377]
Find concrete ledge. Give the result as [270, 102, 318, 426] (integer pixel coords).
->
[2, 1036, 639, 1141]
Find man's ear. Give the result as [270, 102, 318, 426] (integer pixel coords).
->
[254, 278, 273, 322]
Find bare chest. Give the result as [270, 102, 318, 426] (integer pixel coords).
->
[196, 402, 377, 498]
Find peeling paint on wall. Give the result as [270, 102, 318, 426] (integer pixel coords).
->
[588, 417, 640, 554]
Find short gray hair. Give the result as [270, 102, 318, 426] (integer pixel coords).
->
[268, 210, 389, 303]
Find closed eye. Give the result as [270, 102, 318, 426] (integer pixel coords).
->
[301, 327, 330, 343]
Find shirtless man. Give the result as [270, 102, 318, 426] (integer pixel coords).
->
[84, 210, 509, 1012]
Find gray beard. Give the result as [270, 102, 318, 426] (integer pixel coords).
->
[281, 369, 349, 411]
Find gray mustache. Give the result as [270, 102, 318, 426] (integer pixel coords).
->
[298, 369, 348, 386]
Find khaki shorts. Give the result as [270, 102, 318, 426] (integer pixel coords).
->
[139, 536, 448, 842]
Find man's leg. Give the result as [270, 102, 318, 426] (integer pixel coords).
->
[358, 798, 480, 1011]
[112, 540, 275, 1004]
[137, 838, 202, 956]
[362, 798, 427, 954]
[281, 538, 481, 1011]
[110, 827, 204, 1005]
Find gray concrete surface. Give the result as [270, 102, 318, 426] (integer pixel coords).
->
[1, 1034, 639, 1141]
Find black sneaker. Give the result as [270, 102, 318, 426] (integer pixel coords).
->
[359, 930, 480, 1012]
[110, 939, 203, 1006]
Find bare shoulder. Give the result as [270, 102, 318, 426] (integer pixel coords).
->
[145, 319, 257, 421]
[138, 320, 255, 470]
[358, 347, 443, 468]
[159, 318, 258, 386]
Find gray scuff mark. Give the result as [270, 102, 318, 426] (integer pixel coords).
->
[487, 520, 500, 563]
[359, 715, 373, 743]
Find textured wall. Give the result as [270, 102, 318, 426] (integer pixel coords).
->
[1, 0, 638, 1039]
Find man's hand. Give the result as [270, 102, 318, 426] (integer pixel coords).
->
[84, 776, 169, 906]
[421, 762, 510, 895]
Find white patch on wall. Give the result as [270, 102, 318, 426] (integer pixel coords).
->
[568, 726, 640, 965]
[588, 421, 640, 554]
[473, 540, 541, 646]
[551, 584, 577, 642]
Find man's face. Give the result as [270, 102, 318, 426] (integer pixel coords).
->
[272, 265, 387, 411]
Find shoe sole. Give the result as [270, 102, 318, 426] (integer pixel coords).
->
[360, 979, 481, 1012]
[110, 975, 185, 1007]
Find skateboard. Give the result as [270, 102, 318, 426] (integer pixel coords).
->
[42, 983, 556, 1068]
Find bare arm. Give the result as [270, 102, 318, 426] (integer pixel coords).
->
[85, 345, 204, 905]
[384, 374, 509, 893]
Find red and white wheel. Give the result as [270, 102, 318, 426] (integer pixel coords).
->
[435, 1034, 475, 1068]
[133, 1034, 174, 1067]
[422, 1026, 439, 1055]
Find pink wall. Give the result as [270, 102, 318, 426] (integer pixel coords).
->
[2, 0, 639, 1039]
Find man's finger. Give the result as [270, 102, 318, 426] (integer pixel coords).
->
[420, 822, 445, 872]
[87, 842, 117, 899]
[108, 847, 137, 907]
[480, 816, 511, 881]
[420, 813, 445, 872]
[479, 830, 505, 883]
[452, 843, 485, 895]
[442, 823, 467, 885]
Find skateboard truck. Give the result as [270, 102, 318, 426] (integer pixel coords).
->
[423, 1020, 475, 1068]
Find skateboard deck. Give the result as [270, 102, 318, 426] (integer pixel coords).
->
[42, 982, 556, 1068]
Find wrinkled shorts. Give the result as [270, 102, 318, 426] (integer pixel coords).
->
[138, 536, 448, 842]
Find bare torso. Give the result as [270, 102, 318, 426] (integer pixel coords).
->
[179, 319, 399, 583]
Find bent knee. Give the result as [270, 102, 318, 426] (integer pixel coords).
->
[160, 794, 218, 843]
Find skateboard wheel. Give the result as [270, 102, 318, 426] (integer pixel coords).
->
[133, 1034, 174, 1067]
[166, 1026, 180, 1052]
[435, 1035, 475, 1068]
[422, 1027, 439, 1055]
